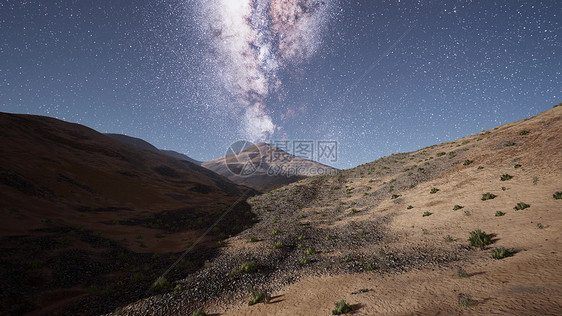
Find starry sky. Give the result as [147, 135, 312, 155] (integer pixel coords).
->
[1, 1, 560, 169]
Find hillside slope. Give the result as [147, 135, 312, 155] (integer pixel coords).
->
[118, 106, 561, 315]
[105, 133, 202, 165]
[0, 113, 256, 315]
[202, 142, 337, 192]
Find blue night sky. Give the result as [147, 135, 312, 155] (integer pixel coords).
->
[1, 1, 560, 169]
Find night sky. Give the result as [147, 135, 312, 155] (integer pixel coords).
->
[1, 1, 560, 169]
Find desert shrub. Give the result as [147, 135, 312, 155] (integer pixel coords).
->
[436, 152, 446, 157]
[304, 247, 316, 255]
[248, 290, 269, 306]
[247, 236, 258, 243]
[297, 234, 305, 241]
[407, 205, 413, 209]
[463, 160, 473, 166]
[514, 164, 522, 168]
[332, 300, 352, 315]
[481, 192, 496, 200]
[464, 210, 472, 216]
[271, 241, 284, 249]
[495, 211, 505, 216]
[514, 202, 530, 210]
[269, 229, 280, 236]
[469, 229, 492, 249]
[519, 130, 529, 135]
[130, 272, 145, 283]
[238, 261, 258, 273]
[453, 205, 464, 211]
[500, 174, 513, 181]
[430, 188, 439, 194]
[365, 263, 376, 271]
[299, 257, 311, 265]
[192, 309, 207, 316]
[343, 256, 352, 263]
[537, 223, 544, 229]
[492, 247, 513, 259]
[391, 194, 401, 199]
[151, 277, 171, 291]
[455, 267, 469, 278]
[458, 293, 477, 307]
[350, 208, 359, 214]
[448, 152, 456, 159]
[477, 166, 484, 170]
[422, 211, 432, 217]
[505, 141, 516, 147]
[325, 234, 335, 241]
[553, 192, 562, 200]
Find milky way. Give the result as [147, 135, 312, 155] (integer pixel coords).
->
[195, 0, 338, 142]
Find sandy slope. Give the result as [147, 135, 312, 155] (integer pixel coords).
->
[212, 106, 562, 315]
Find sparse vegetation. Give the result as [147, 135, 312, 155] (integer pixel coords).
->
[514, 164, 522, 168]
[492, 247, 513, 259]
[248, 290, 269, 306]
[332, 300, 352, 315]
[505, 141, 516, 147]
[391, 194, 401, 199]
[430, 188, 439, 194]
[481, 192, 496, 201]
[519, 130, 529, 135]
[454, 267, 469, 278]
[304, 247, 316, 255]
[299, 257, 311, 265]
[269, 229, 280, 236]
[458, 293, 477, 307]
[407, 205, 413, 209]
[325, 234, 335, 241]
[271, 241, 284, 249]
[436, 152, 446, 157]
[192, 309, 207, 316]
[151, 277, 171, 291]
[469, 229, 492, 249]
[238, 261, 258, 273]
[247, 236, 259, 243]
[453, 205, 463, 211]
[500, 174, 513, 181]
[495, 211, 505, 216]
[422, 211, 432, 217]
[463, 160, 473, 166]
[553, 192, 562, 200]
[514, 202, 530, 210]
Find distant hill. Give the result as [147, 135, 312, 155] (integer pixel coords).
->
[105, 133, 202, 165]
[202, 142, 338, 192]
[0, 113, 255, 315]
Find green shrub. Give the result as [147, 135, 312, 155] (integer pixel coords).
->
[422, 211, 432, 217]
[407, 205, 413, 209]
[553, 192, 562, 200]
[505, 141, 516, 147]
[430, 188, 439, 194]
[271, 241, 284, 249]
[332, 300, 352, 315]
[481, 192, 496, 201]
[151, 277, 171, 291]
[343, 256, 352, 263]
[514, 202, 530, 210]
[238, 261, 258, 273]
[304, 248, 316, 256]
[325, 234, 335, 241]
[500, 174, 513, 181]
[477, 166, 484, 170]
[458, 293, 477, 307]
[492, 247, 513, 259]
[248, 290, 269, 306]
[453, 205, 463, 211]
[192, 309, 207, 316]
[247, 236, 259, 243]
[365, 263, 376, 271]
[391, 194, 401, 199]
[463, 160, 473, 166]
[514, 164, 522, 168]
[469, 229, 492, 249]
[455, 267, 469, 278]
[519, 130, 529, 135]
[299, 257, 311, 265]
[436, 152, 446, 157]
[495, 211, 505, 216]
[269, 229, 280, 236]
